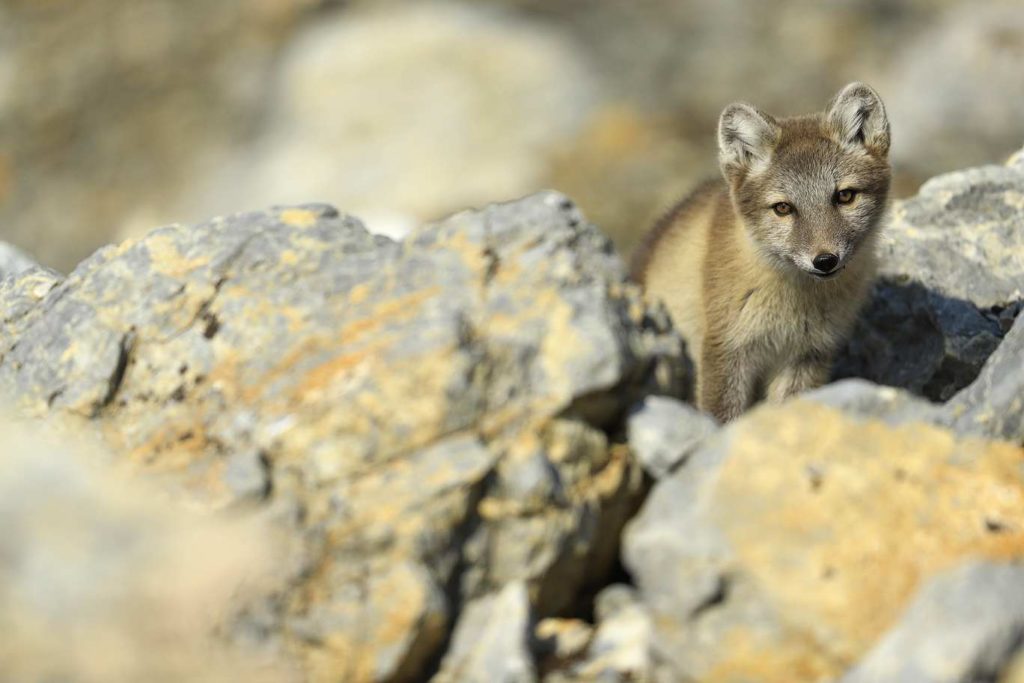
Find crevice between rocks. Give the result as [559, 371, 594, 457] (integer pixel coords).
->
[835, 279, 1024, 404]
[90, 329, 135, 418]
[417, 467, 497, 683]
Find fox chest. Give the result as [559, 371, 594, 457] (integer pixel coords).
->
[726, 286, 850, 359]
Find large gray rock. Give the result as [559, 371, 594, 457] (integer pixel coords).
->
[943, 310, 1024, 444]
[0, 193, 685, 681]
[815, 311, 1024, 447]
[842, 562, 1024, 683]
[626, 395, 717, 479]
[836, 149, 1024, 401]
[177, 2, 600, 243]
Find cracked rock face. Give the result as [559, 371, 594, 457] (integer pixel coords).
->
[836, 150, 1024, 401]
[0, 193, 684, 681]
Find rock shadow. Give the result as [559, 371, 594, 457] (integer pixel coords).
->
[833, 278, 1022, 403]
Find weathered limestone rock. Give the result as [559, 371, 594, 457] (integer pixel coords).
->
[944, 311, 1024, 445]
[0, 193, 684, 681]
[842, 562, 1024, 683]
[836, 148, 1024, 400]
[813, 310, 1024, 448]
[624, 401, 1024, 682]
[544, 585, 661, 682]
[433, 582, 536, 683]
[626, 395, 717, 478]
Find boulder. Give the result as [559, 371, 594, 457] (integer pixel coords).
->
[626, 395, 716, 479]
[0, 193, 685, 681]
[943, 306, 1024, 445]
[623, 401, 1024, 682]
[836, 148, 1024, 400]
[841, 561, 1024, 683]
[433, 582, 536, 683]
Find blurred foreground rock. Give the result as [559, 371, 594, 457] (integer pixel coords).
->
[0, 414, 286, 682]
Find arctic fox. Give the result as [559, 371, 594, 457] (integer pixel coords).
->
[632, 83, 891, 422]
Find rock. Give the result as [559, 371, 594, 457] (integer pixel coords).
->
[0, 241, 38, 279]
[805, 378, 938, 427]
[534, 618, 594, 674]
[0, 193, 684, 681]
[943, 312, 1024, 445]
[841, 562, 1024, 683]
[433, 582, 536, 683]
[570, 586, 658, 682]
[623, 401, 1024, 682]
[183, 2, 600, 241]
[626, 395, 717, 478]
[0, 412, 284, 682]
[836, 147, 1024, 400]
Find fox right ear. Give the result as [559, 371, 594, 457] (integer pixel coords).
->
[826, 82, 890, 156]
[718, 103, 780, 181]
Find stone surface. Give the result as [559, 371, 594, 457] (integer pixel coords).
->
[943, 307, 1024, 445]
[624, 401, 1024, 682]
[0, 193, 683, 681]
[626, 395, 716, 479]
[546, 585, 660, 682]
[842, 561, 1024, 683]
[0, 412, 287, 682]
[816, 311, 1024, 449]
[433, 582, 536, 683]
[836, 148, 1024, 400]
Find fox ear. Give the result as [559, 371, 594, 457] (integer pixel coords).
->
[826, 82, 890, 156]
[718, 103, 780, 180]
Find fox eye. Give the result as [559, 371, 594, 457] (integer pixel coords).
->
[836, 189, 858, 205]
[772, 202, 793, 217]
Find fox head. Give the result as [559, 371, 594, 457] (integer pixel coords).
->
[717, 82, 891, 280]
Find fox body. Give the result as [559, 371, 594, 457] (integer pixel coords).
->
[632, 83, 891, 422]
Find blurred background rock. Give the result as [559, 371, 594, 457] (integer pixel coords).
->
[1, 0, 1022, 271]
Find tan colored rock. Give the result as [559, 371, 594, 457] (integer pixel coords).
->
[1, 193, 683, 681]
[625, 401, 1024, 682]
[0, 413, 290, 682]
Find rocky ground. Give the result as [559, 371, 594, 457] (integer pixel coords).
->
[1, 147, 1023, 681]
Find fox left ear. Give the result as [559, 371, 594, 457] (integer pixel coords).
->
[826, 82, 890, 156]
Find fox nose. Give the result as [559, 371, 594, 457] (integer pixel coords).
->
[812, 252, 839, 273]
